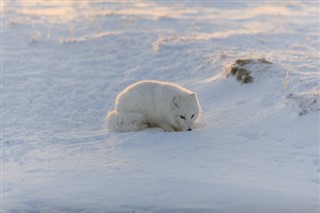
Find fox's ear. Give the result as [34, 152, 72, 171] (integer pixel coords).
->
[191, 92, 197, 99]
[171, 96, 180, 109]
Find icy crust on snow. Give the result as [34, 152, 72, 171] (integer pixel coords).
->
[2, 1, 320, 213]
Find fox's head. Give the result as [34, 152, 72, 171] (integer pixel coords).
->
[171, 92, 201, 131]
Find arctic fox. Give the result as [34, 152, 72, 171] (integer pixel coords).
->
[106, 80, 201, 132]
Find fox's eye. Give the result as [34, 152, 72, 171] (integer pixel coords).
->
[179, 115, 186, 120]
[191, 114, 194, 119]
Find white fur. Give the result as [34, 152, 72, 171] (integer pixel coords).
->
[106, 80, 201, 132]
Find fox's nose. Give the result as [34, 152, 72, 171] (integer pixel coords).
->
[187, 128, 192, 131]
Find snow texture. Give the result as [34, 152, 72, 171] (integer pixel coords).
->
[2, 1, 319, 213]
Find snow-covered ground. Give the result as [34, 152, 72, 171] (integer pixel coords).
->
[2, 1, 319, 212]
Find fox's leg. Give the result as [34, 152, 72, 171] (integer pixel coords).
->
[158, 124, 176, 132]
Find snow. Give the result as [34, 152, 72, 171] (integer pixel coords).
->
[2, 1, 319, 212]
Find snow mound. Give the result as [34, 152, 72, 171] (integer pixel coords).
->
[223, 58, 319, 115]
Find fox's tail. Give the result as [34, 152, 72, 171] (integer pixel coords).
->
[106, 110, 148, 132]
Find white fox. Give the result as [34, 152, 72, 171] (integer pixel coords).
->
[106, 80, 201, 132]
